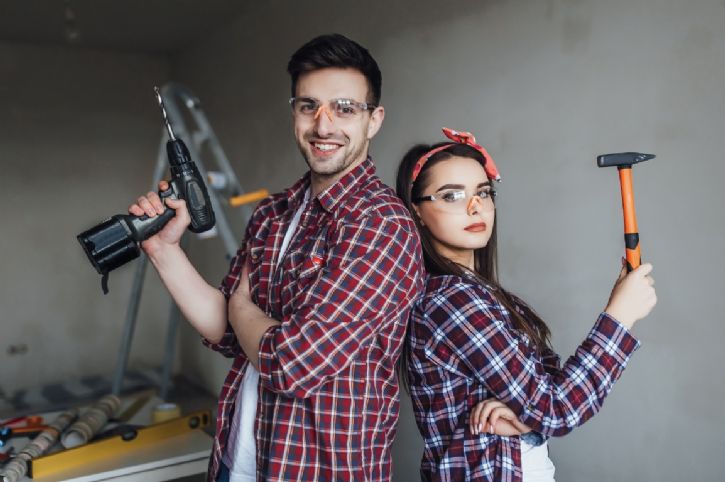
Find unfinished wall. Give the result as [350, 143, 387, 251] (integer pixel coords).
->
[2, 0, 711, 478]
[170, 0, 725, 480]
[0, 42, 173, 396]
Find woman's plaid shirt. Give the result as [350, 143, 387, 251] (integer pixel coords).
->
[204, 158, 424, 481]
[408, 275, 641, 481]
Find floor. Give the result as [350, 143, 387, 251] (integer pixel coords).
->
[1, 371, 218, 481]
[1, 369, 217, 421]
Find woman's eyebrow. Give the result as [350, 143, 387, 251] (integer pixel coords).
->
[435, 183, 465, 191]
[435, 181, 491, 192]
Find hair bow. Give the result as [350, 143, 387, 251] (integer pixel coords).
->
[411, 127, 501, 183]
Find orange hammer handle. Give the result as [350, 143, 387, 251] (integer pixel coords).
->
[618, 167, 640, 272]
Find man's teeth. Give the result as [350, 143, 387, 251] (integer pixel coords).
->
[314, 143, 340, 151]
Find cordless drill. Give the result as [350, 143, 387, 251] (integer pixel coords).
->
[77, 86, 215, 294]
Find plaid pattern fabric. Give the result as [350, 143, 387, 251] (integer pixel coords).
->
[204, 158, 424, 481]
[408, 274, 641, 481]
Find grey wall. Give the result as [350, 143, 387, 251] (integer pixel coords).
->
[170, 0, 725, 481]
[2, 0, 723, 480]
[0, 42, 173, 394]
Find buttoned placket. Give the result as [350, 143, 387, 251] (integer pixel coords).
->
[272, 192, 313, 292]
[247, 193, 309, 480]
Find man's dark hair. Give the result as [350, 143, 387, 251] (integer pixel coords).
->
[287, 33, 382, 105]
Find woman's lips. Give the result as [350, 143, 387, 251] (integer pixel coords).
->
[464, 223, 487, 232]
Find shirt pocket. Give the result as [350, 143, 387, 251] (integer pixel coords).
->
[295, 250, 326, 280]
[288, 228, 327, 280]
[277, 245, 326, 310]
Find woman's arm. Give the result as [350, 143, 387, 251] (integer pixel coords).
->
[423, 265, 655, 437]
[469, 398, 533, 436]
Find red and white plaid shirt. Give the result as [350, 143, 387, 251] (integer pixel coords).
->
[204, 158, 424, 481]
[408, 274, 641, 481]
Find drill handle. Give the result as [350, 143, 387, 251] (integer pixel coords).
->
[169, 161, 215, 233]
[126, 188, 177, 241]
[175, 171, 216, 233]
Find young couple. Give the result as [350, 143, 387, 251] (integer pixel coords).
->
[130, 34, 656, 482]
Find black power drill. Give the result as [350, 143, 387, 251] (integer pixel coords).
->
[77, 86, 216, 294]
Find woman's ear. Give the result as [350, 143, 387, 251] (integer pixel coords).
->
[412, 204, 425, 226]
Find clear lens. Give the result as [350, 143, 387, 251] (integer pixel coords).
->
[290, 97, 370, 119]
[333, 99, 362, 118]
[291, 98, 318, 115]
[426, 189, 496, 213]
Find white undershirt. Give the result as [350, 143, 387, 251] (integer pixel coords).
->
[520, 440, 556, 482]
[222, 190, 310, 481]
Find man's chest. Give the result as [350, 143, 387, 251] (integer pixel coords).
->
[247, 209, 332, 317]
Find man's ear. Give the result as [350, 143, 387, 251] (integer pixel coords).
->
[366, 106, 385, 140]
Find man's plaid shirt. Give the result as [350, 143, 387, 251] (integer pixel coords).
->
[204, 158, 424, 481]
[408, 274, 641, 481]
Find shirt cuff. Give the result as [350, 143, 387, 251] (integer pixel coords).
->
[203, 286, 227, 347]
[201, 321, 243, 358]
[256, 323, 282, 386]
[588, 312, 642, 366]
[520, 431, 546, 447]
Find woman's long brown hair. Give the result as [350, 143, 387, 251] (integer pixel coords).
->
[396, 143, 552, 392]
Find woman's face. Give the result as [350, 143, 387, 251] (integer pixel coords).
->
[413, 156, 495, 269]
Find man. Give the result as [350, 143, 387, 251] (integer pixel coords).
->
[129, 34, 424, 481]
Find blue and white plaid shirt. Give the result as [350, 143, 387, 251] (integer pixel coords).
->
[407, 274, 641, 481]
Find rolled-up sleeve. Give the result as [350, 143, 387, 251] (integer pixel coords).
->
[201, 200, 270, 359]
[257, 215, 422, 399]
[423, 282, 640, 437]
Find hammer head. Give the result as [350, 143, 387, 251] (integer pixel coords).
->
[597, 152, 655, 168]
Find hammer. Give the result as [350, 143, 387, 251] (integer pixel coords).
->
[597, 152, 655, 272]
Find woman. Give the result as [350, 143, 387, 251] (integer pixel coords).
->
[396, 128, 656, 482]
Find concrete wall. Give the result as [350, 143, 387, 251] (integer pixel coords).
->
[171, 0, 725, 480]
[2, 0, 722, 479]
[0, 42, 173, 394]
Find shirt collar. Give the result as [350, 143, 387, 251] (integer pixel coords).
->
[283, 172, 312, 211]
[284, 157, 376, 214]
[316, 157, 376, 213]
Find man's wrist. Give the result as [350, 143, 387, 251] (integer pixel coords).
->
[147, 242, 185, 269]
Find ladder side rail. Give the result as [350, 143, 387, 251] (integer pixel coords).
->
[111, 131, 169, 396]
[155, 85, 245, 398]
[166, 83, 253, 224]
[162, 86, 241, 259]
[113, 83, 255, 398]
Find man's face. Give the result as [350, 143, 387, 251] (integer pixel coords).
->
[292, 68, 384, 186]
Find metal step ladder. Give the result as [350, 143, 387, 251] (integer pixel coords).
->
[110, 83, 267, 399]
